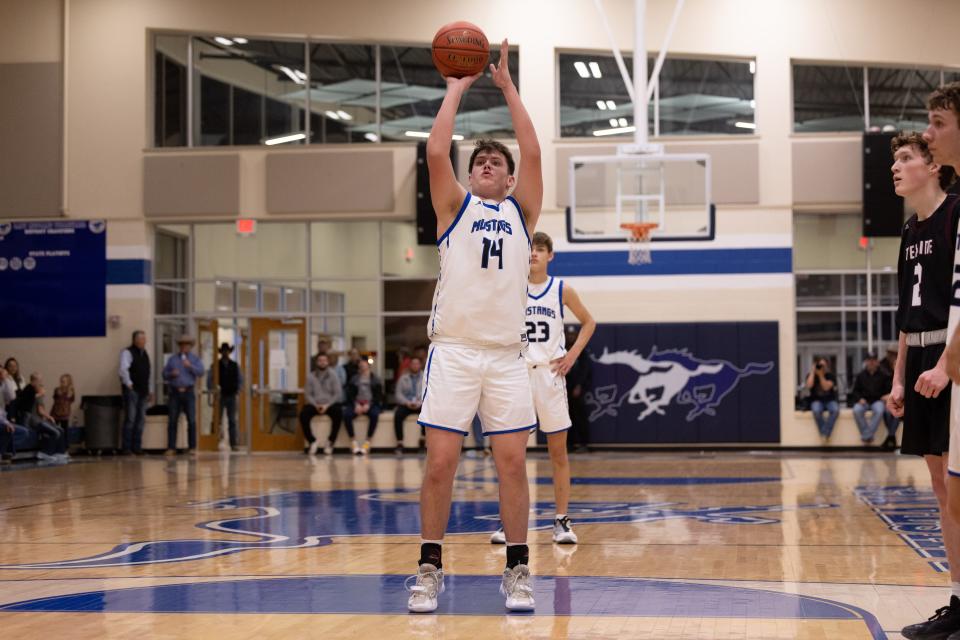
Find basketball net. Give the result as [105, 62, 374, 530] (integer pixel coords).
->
[620, 222, 658, 265]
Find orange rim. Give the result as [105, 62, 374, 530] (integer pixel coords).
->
[620, 222, 659, 241]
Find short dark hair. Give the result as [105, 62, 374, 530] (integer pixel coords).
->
[531, 231, 553, 253]
[409, 356, 422, 364]
[468, 138, 515, 175]
[131, 330, 145, 343]
[891, 132, 957, 191]
[927, 82, 960, 119]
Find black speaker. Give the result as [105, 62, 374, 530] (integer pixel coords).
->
[863, 132, 904, 237]
[416, 141, 458, 245]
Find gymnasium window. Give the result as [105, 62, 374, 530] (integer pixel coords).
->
[796, 273, 898, 403]
[153, 220, 440, 402]
[152, 33, 518, 147]
[793, 62, 957, 133]
[557, 52, 755, 137]
[154, 35, 188, 147]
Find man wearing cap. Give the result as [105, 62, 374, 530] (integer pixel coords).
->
[163, 335, 205, 455]
[207, 343, 243, 452]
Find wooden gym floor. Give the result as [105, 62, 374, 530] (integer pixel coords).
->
[0, 451, 945, 638]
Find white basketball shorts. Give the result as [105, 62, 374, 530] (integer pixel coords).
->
[528, 363, 572, 433]
[418, 342, 538, 435]
[949, 381, 960, 477]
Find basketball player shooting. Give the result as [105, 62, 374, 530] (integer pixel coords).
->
[406, 38, 543, 614]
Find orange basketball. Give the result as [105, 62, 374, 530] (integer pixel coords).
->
[431, 21, 489, 78]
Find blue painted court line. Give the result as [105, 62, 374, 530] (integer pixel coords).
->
[0, 574, 883, 636]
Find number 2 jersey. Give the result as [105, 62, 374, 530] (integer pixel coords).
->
[428, 192, 532, 348]
[525, 276, 566, 365]
[896, 193, 960, 333]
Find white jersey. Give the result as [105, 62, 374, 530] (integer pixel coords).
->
[525, 276, 566, 365]
[428, 192, 531, 348]
[948, 225, 960, 475]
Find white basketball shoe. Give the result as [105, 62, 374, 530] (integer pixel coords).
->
[406, 563, 444, 613]
[500, 564, 535, 611]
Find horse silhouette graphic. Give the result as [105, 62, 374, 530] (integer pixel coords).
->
[590, 347, 774, 421]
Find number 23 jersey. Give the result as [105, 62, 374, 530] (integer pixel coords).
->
[896, 193, 959, 333]
[525, 276, 566, 365]
[428, 192, 532, 348]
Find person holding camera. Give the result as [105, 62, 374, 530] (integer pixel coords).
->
[806, 356, 839, 444]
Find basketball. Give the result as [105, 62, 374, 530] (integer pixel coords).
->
[431, 21, 489, 78]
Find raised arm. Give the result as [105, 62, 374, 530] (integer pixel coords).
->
[427, 75, 478, 239]
[489, 39, 542, 230]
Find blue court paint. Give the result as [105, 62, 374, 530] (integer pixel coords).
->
[536, 476, 780, 486]
[0, 574, 885, 637]
[550, 247, 792, 277]
[0, 489, 835, 570]
[856, 486, 948, 573]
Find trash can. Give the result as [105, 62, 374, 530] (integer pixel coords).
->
[82, 395, 123, 451]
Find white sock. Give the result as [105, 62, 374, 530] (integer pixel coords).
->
[951, 582, 960, 599]
[505, 541, 526, 547]
[556, 514, 566, 521]
[420, 539, 443, 546]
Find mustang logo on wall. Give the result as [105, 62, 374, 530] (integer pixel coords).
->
[577, 322, 780, 443]
[590, 347, 774, 421]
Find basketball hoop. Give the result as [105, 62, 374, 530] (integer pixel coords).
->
[621, 222, 658, 265]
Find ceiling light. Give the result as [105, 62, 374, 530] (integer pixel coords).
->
[734, 121, 756, 130]
[596, 100, 608, 110]
[264, 132, 307, 145]
[618, 117, 628, 127]
[364, 132, 379, 142]
[588, 61, 602, 78]
[214, 36, 234, 46]
[606, 100, 617, 110]
[574, 61, 590, 78]
[593, 125, 636, 137]
[277, 65, 304, 84]
[325, 110, 340, 120]
[749, 60, 756, 74]
[609, 118, 619, 127]
[233, 37, 248, 44]
[405, 131, 430, 138]
[336, 110, 352, 120]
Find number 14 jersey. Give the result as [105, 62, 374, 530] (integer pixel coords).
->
[896, 194, 959, 333]
[428, 192, 532, 348]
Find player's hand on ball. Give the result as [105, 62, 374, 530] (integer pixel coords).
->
[887, 384, 905, 417]
[489, 39, 513, 90]
[445, 73, 482, 91]
[946, 336, 960, 384]
[550, 353, 576, 377]
[915, 366, 950, 399]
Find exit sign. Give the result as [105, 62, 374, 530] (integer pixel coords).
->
[236, 219, 256, 235]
